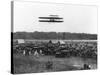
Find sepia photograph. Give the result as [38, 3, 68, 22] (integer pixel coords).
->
[11, 1, 98, 74]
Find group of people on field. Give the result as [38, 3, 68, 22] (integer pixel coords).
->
[13, 40, 97, 58]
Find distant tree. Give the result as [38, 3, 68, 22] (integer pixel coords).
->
[12, 31, 97, 40]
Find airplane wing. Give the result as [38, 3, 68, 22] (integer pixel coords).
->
[39, 17, 63, 19]
[39, 20, 63, 22]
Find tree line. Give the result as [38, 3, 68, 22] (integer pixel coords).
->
[12, 31, 97, 40]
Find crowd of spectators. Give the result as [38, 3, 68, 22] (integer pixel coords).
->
[13, 40, 97, 59]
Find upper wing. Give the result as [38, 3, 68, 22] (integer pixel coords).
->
[39, 17, 63, 19]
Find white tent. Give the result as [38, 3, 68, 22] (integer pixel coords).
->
[57, 40, 66, 44]
[17, 39, 25, 44]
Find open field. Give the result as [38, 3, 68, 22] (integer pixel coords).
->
[13, 54, 97, 74]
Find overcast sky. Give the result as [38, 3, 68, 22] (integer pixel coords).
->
[13, 1, 97, 34]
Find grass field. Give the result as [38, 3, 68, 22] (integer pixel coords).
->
[13, 54, 97, 74]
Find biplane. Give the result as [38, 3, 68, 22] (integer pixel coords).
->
[39, 15, 63, 23]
